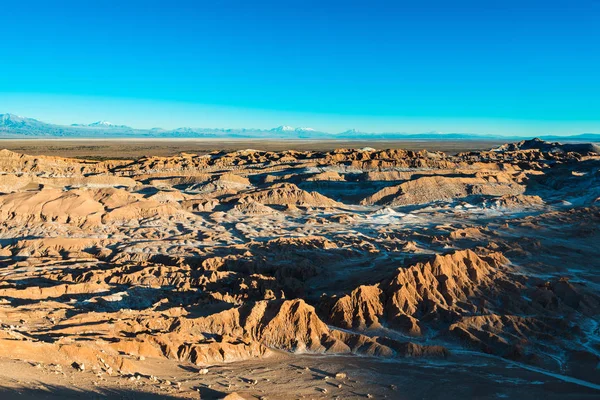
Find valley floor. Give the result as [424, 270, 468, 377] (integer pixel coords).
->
[0, 139, 507, 159]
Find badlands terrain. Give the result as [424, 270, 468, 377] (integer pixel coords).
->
[0, 138, 599, 399]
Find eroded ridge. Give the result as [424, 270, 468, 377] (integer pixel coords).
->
[0, 139, 599, 398]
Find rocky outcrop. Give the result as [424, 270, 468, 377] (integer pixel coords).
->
[327, 250, 506, 335]
[361, 175, 524, 206]
[234, 183, 341, 207]
[0, 143, 598, 390]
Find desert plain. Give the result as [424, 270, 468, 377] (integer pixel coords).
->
[0, 139, 598, 399]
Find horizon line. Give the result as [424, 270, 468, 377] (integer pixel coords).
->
[1, 112, 599, 139]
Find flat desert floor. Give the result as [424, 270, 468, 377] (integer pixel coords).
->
[0, 139, 509, 159]
[0, 139, 599, 399]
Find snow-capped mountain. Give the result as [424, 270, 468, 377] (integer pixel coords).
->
[90, 121, 113, 127]
[0, 113, 69, 136]
[1, 112, 598, 141]
[271, 126, 318, 132]
[88, 121, 129, 128]
[270, 125, 295, 132]
[0, 113, 41, 128]
[71, 121, 132, 129]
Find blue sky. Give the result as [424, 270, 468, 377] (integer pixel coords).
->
[1, 0, 599, 135]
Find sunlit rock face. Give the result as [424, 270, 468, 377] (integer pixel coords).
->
[0, 139, 599, 398]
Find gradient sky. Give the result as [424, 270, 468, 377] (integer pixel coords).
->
[1, 0, 599, 135]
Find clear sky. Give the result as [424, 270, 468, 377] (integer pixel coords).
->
[1, 0, 599, 135]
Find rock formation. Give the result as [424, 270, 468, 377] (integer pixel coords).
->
[0, 139, 599, 397]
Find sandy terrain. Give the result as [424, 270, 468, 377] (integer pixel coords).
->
[0, 138, 599, 399]
[0, 139, 509, 159]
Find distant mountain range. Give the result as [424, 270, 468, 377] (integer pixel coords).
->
[1, 113, 599, 141]
[71, 120, 132, 129]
